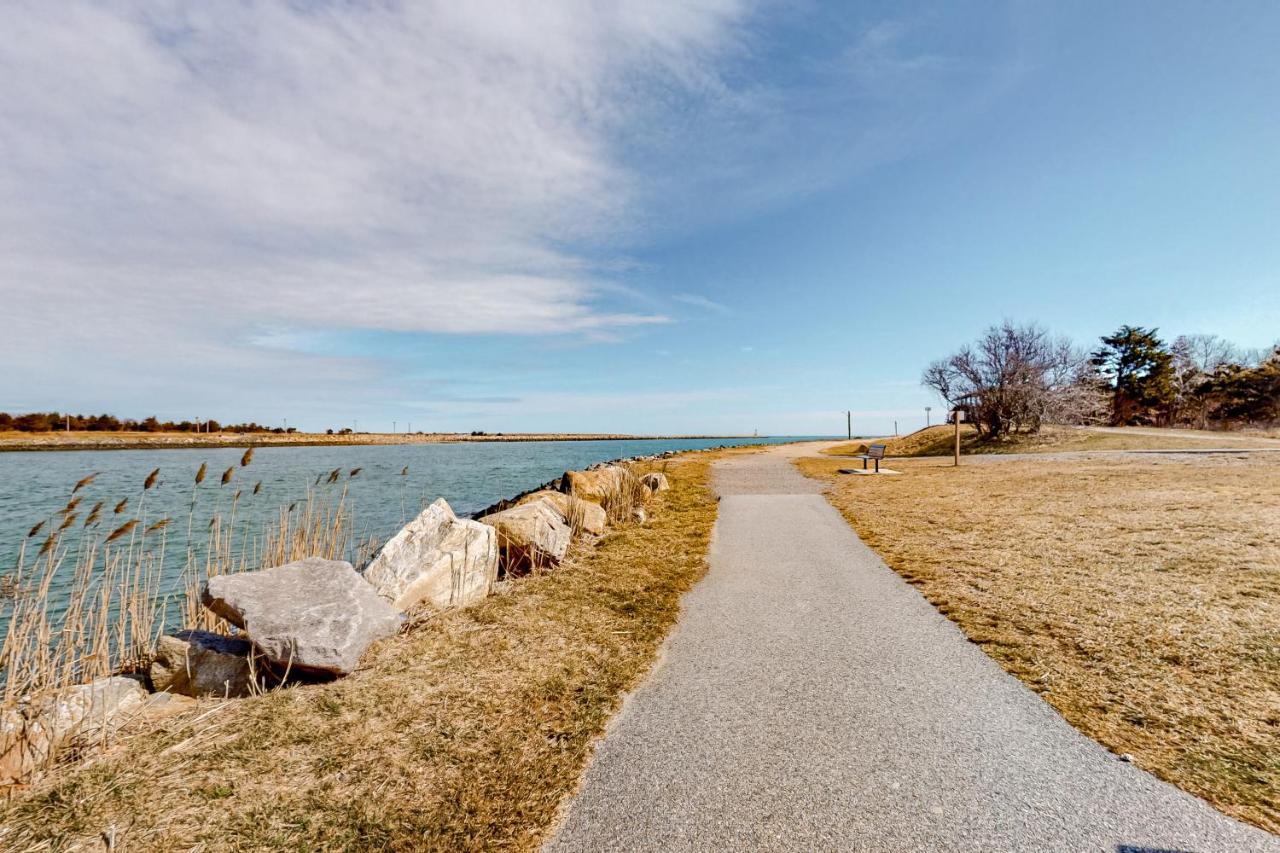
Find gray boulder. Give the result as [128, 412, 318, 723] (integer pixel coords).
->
[202, 558, 402, 676]
[150, 630, 258, 698]
[363, 498, 498, 612]
[478, 499, 571, 572]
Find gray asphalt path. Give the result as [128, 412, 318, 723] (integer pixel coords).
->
[547, 443, 1279, 853]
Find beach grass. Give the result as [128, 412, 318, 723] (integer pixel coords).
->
[797, 450, 1280, 833]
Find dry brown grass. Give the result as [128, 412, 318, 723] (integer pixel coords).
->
[797, 451, 1280, 833]
[823, 424, 1280, 458]
[0, 454, 721, 851]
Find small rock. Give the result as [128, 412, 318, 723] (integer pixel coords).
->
[641, 472, 670, 494]
[1118, 753, 1134, 763]
[202, 558, 402, 676]
[631, 507, 647, 524]
[150, 630, 258, 698]
[364, 498, 498, 612]
[479, 499, 571, 572]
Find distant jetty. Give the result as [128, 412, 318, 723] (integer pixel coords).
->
[0, 431, 757, 453]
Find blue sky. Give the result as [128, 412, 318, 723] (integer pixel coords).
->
[2, 2, 1277, 435]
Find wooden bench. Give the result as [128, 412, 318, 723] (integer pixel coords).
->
[854, 443, 887, 473]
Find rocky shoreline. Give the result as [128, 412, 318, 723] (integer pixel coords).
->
[0, 446, 722, 787]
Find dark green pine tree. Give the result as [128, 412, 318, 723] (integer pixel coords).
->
[1091, 326, 1175, 425]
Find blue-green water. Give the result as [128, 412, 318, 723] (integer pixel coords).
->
[0, 437, 828, 635]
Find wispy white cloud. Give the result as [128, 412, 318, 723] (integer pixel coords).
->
[673, 293, 731, 314]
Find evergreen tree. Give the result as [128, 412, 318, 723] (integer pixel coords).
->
[1091, 326, 1175, 425]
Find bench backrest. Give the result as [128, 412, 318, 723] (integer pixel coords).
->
[868, 444, 887, 459]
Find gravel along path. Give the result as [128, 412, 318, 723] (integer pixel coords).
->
[546, 443, 1279, 853]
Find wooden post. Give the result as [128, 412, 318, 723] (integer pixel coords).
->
[952, 409, 964, 466]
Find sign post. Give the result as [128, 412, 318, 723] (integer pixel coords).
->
[952, 409, 965, 466]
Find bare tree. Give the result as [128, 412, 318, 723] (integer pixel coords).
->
[922, 321, 1099, 439]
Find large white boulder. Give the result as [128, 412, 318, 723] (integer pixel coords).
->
[364, 498, 498, 612]
[0, 676, 147, 785]
[560, 465, 628, 505]
[478, 499, 571, 572]
[517, 490, 608, 536]
[202, 558, 402, 676]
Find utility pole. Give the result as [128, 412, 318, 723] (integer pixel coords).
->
[846, 411, 851, 440]
[894, 420, 899, 436]
[925, 406, 932, 427]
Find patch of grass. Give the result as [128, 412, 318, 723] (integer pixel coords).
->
[0, 455, 721, 851]
[822, 424, 1280, 458]
[798, 451, 1280, 834]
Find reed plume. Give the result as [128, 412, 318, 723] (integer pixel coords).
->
[195, 462, 207, 484]
[105, 519, 138, 544]
[72, 473, 100, 493]
[349, 468, 362, 478]
[240, 448, 254, 467]
[58, 513, 78, 532]
[113, 497, 129, 514]
[27, 521, 44, 538]
[83, 502, 103, 527]
[400, 466, 409, 476]
[221, 466, 234, 486]
[62, 496, 82, 514]
[253, 481, 262, 495]
[37, 532, 57, 556]
[143, 468, 160, 490]
[146, 518, 171, 534]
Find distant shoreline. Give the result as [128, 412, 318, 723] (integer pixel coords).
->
[0, 431, 763, 453]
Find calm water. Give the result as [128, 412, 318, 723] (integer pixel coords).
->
[0, 437, 827, 633]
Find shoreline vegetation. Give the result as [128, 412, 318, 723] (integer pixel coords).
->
[0, 430, 759, 453]
[0, 443, 739, 849]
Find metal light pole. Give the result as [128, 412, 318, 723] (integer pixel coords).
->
[925, 406, 932, 427]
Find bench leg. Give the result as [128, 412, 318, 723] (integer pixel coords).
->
[863, 458, 868, 470]
[874, 458, 880, 473]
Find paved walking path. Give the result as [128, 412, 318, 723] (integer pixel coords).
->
[547, 443, 1279, 852]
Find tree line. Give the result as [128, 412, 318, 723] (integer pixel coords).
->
[923, 322, 1280, 439]
[0, 412, 298, 435]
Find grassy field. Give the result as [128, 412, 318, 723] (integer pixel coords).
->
[823, 424, 1280, 458]
[797, 451, 1280, 833]
[0, 454, 723, 850]
[0, 431, 747, 452]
